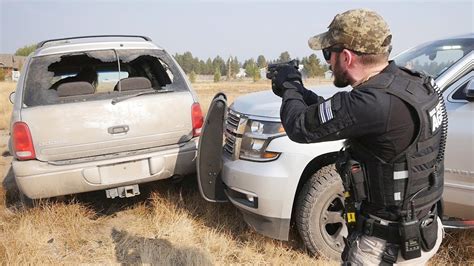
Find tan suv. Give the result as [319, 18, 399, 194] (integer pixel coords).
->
[8, 35, 203, 200]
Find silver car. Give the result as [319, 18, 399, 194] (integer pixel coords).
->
[197, 33, 473, 260]
[9, 35, 203, 200]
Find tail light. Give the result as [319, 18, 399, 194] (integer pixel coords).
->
[191, 103, 203, 137]
[12, 122, 36, 160]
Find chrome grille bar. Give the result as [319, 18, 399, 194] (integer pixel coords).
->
[223, 109, 245, 159]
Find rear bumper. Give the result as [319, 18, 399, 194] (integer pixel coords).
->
[12, 139, 197, 199]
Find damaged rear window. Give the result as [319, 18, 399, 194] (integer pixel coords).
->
[23, 49, 187, 106]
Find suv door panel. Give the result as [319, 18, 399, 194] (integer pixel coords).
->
[197, 93, 228, 202]
[444, 74, 474, 219]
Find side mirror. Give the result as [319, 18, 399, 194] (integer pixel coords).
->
[464, 79, 474, 101]
[9, 92, 15, 104]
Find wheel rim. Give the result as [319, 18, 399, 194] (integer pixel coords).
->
[319, 192, 347, 252]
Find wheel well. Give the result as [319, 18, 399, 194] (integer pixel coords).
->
[290, 152, 339, 221]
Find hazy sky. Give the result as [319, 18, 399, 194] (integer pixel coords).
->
[1, 0, 472, 61]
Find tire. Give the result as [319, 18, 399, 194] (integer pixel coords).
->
[4, 167, 37, 210]
[295, 164, 347, 260]
[18, 189, 36, 209]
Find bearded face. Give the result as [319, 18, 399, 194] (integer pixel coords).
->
[331, 53, 351, 88]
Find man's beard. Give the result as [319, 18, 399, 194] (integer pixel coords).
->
[332, 53, 350, 88]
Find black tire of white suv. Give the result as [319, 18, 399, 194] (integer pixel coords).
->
[295, 164, 346, 260]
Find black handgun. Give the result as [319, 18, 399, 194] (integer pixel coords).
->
[266, 59, 300, 80]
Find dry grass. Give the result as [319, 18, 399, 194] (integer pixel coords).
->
[0, 173, 333, 264]
[0, 80, 472, 264]
[432, 228, 474, 264]
[192, 78, 332, 115]
[0, 81, 16, 130]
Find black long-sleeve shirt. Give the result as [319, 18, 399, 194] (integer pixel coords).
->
[280, 61, 416, 163]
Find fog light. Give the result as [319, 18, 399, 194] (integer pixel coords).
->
[226, 187, 259, 208]
[246, 195, 254, 202]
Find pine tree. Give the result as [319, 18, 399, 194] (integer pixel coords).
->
[199, 60, 208, 75]
[231, 56, 240, 78]
[303, 54, 324, 78]
[257, 55, 267, 68]
[213, 56, 226, 77]
[205, 58, 213, 75]
[214, 68, 221, 83]
[278, 51, 291, 63]
[244, 58, 257, 77]
[226, 57, 232, 80]
[193, 57, 201, 73]
[181, 51, 194, 73]
[189, 71, 197, 83]
[252, 69, 261, 82]
[244, 58, 261, 82]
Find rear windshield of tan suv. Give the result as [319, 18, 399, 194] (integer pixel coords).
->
[23, 49, 188, 107]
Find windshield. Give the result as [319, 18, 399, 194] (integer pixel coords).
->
[393, 37, 473, 78]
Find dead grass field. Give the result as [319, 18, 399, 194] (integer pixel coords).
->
[0, 80, 472, 264]
[0, 81, 16, 130]
[192, 78, 332, 116]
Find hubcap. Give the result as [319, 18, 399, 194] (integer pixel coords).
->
[319, 192, 347, 252]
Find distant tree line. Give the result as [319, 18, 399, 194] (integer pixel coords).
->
[12, 43, 328, 83]
[174, 51, 329, 82]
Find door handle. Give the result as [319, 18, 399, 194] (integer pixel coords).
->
[108, 125, 129, 134]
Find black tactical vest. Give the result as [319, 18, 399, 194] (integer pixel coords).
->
[349, 67, 445, 216]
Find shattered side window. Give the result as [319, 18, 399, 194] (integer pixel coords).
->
[23, 49, 187, 107]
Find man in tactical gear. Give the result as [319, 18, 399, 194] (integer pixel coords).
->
[269, 9, 445, 264]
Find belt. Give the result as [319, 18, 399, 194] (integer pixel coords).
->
[359, 215, 401, 243]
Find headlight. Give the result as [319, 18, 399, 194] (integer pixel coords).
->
[250, 121, 264, 134]
[239, 120, 285, 161]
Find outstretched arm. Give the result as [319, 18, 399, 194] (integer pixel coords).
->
[280, 85, 388, 143]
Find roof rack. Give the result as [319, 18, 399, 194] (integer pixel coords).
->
[37, 35, 152, 49]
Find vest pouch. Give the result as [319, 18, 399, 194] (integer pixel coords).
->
[400, 219, 422, 260]
[364, 161, 386, 205]
[349, 162, 367, 202]
[419, 213, 438, 251]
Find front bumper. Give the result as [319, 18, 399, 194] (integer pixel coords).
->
[221, 152, 309, 240]
[13, 139, 198, 199]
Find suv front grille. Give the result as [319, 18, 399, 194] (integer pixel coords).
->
[224, 133, 236, 155]
[223, 109, 245, 159]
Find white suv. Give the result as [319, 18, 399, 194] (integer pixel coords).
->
[197, 34, 473, 259]
[9, 35, 203, 201]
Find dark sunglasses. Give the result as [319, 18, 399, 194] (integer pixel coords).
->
[322, 46, 345, 61]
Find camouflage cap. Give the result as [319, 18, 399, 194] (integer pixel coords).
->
[308, 9, 392, 54]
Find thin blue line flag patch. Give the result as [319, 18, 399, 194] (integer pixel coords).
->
[319, 99, 334, 124]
